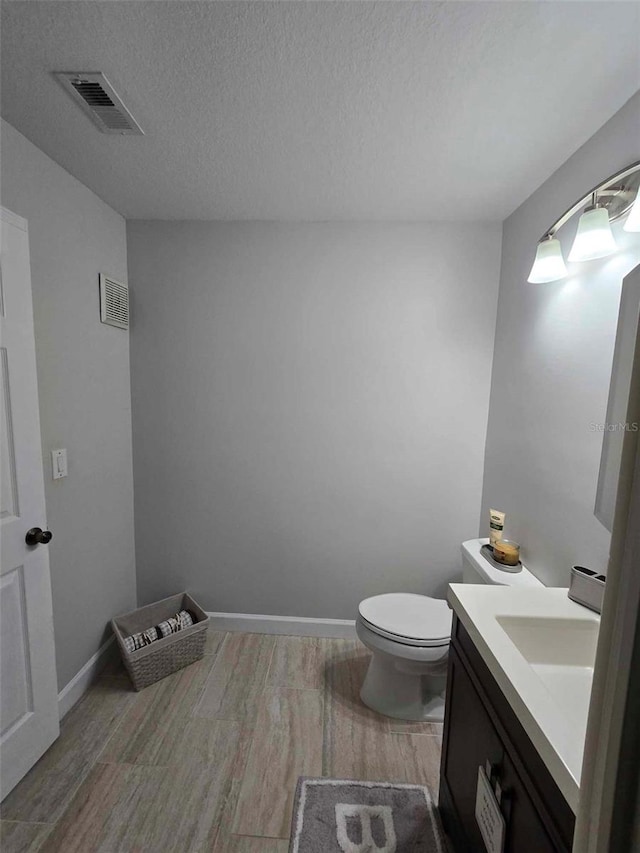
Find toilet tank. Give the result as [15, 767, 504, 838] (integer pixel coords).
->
[461, 538, 543, 588]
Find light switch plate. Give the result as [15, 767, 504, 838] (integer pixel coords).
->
[51, 449, 67, 480]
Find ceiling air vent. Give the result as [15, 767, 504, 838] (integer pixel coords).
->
[55, 72, 144, 135]
[99, 274, 129, 330]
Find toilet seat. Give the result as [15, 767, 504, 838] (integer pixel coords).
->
[358, 593, 452, 648]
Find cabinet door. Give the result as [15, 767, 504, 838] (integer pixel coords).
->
[500, 751, 557, 853]
[442, 646, 504, 851]
[442, 642, 565, 853]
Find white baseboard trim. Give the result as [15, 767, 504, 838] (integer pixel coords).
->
[206, 611, 356, 639]
[57, 636, 116, 719]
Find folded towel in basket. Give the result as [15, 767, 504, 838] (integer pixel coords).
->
[123, 609, 196, 654]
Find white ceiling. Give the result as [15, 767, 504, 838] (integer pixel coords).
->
[2, 1, 639, 221]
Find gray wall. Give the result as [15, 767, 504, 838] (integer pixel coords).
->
[1, 119, 137, 690]
[128, 221, 502, 616]
[482, 93, 640, 587]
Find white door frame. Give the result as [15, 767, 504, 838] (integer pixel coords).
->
[574, 263, 640, 851]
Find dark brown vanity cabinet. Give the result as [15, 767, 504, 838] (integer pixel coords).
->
[439, 615, 575, 853]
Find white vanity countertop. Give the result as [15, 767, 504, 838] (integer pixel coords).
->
[447, 584, 600, 813]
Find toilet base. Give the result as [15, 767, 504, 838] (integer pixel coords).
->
[359, 652, 447, 722]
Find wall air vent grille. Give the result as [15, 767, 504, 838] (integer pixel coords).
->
[99, 274, 129, 330]
[55, 72, 144, 135]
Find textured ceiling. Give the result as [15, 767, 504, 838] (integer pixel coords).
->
[1, 1, 639, 221]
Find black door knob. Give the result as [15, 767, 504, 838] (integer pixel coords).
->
[25, 527, 53, 546]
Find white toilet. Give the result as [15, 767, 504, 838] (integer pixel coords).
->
[356, 538, 543, 722]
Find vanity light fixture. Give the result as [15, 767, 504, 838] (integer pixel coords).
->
[528, 235, 568, 284]
[527, 160, 640, 284]
[568, 196, 617, 262]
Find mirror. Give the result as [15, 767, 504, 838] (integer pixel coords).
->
[595, 264, 640, 531]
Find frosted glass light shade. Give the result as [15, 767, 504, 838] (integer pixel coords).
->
[623, 191, 640, 232]
[527, 237, 567, 283]
[568, 206, 616, 262]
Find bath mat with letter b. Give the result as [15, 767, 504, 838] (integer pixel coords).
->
[289, 778, 448, 853]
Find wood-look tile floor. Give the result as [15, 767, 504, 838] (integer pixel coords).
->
[0, 633, 443, 852]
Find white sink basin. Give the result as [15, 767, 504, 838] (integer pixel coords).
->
[496, 615, 598, 739]
[496, 615, 599, 665]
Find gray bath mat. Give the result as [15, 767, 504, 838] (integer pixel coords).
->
[289, 778, 447, 852]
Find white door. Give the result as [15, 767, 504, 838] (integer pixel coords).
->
[0, 206, 59, 799]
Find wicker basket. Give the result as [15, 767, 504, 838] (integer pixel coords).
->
[111, 592, 209, 691]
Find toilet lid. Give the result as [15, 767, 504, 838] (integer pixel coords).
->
[358, 593, 452, 646]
